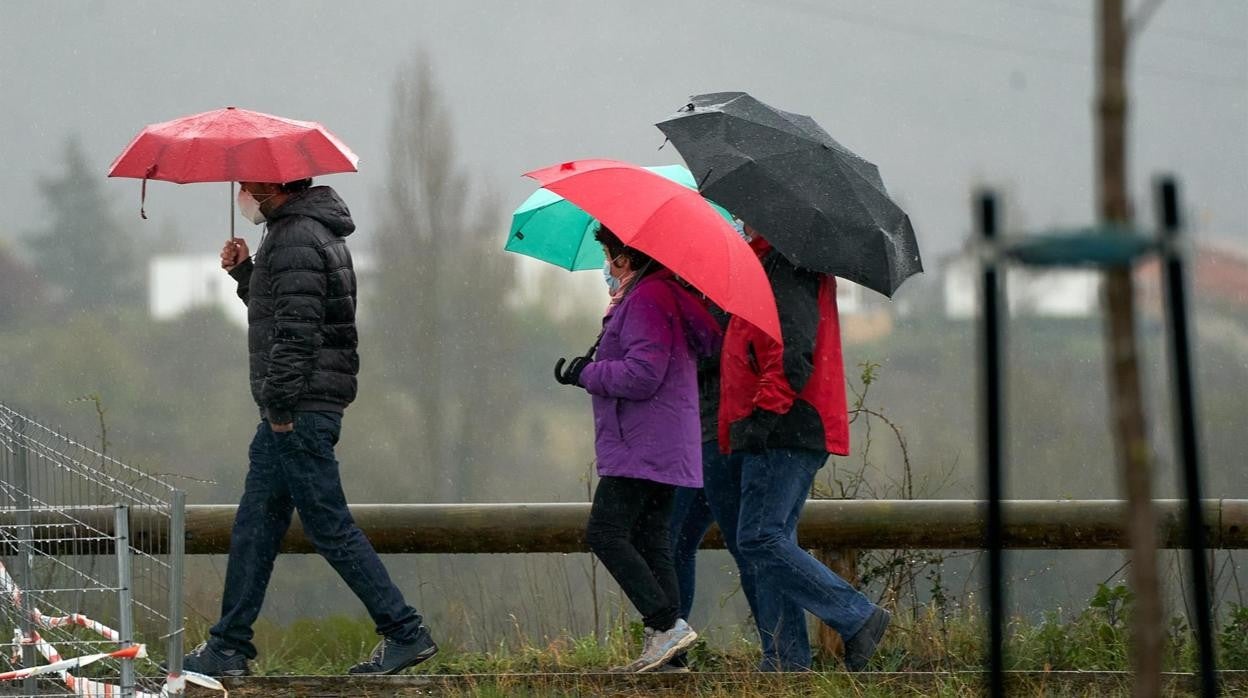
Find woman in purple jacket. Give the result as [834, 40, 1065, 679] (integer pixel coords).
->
[554, 226, 721, 672]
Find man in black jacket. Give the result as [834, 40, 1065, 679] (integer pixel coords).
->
[179, 179, 436, 677]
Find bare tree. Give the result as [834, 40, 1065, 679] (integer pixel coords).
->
[374, 54, 519, 501]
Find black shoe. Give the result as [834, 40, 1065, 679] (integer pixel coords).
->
[348, 627, 438, 675]
[172, 642, 250, 678]
[844, 606, 891, 672]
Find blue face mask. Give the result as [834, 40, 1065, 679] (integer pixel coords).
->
[732, 217, 751, 241]
[603, 259, 621, 294]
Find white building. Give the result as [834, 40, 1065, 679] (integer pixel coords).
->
[149, 254, 248, 326]
[149, 253, 375, 327]
[943, 254, 1101, 320]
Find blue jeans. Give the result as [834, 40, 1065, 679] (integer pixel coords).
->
[210, 412, 422, 658]
[702, 443, 812, 671]
[737, 448, 875, 643]
[670, 483, 715, 621]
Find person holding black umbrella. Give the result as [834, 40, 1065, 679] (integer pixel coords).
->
[713, 225, 890, 672]
[658, 93, 918, 671]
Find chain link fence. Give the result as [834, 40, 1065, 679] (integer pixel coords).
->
[0, 403, 187, 697]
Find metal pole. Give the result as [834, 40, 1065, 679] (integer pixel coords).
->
[229, 181, 236, 241]
[115, 505, 135, 698]
[1157, 175, 1217, 696]
[14, 419, 38, 696]
[977, 190, 1006, 698]
[167, 491, 187, 696]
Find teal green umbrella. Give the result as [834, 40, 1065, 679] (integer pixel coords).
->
[506, 164, 735, 270]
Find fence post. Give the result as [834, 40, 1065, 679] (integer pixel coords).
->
[977, 189, 1007, 698]
[1156, 175, 1217, 696]
[166, 490, 187, 696]
[14, 419, 38, 696]
[115, 505, 136, 698]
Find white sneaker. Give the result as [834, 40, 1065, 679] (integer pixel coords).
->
[608, 627, 656, 673]
[635, 619, 698, 673]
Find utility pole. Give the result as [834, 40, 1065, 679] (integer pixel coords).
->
[1096, 2, 1163, 696]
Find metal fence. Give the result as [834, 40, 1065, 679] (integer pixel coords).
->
[0, 404, 186, 698]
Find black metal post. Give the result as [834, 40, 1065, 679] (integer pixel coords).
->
[1157, 175, 1217, 696]
[977, 190, 1006, 698]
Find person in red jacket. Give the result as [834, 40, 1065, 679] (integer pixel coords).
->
[707, 230, 890, 672]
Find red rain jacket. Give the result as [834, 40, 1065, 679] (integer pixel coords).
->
[718, 239, 850, 456]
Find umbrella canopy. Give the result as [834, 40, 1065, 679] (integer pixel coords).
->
[108, 106, 359, 184]
[656, 92, 922, 297]
[524, 159, 781, 344]
[507, 164, 735, 271]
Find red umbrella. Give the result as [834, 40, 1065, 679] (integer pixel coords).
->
[525, 159, 782, 344]
[108, 106, 359, 234]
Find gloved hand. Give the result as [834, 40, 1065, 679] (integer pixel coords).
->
[728, 408, 782, 452]
[554, 355, 592, 387]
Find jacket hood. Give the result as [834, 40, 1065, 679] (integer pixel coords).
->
[269, 186, 356, 237]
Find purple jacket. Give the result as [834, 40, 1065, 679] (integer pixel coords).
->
[579, 271, 723, 487]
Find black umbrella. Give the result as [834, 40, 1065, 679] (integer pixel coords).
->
[656, 92, 922, 297]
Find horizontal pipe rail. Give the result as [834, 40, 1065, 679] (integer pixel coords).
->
[2, 499, 1245, 555]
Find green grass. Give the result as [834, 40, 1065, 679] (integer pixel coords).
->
[202, 583, 1248, 683]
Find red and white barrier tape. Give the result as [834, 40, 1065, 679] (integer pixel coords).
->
[0, 560, 226, 696]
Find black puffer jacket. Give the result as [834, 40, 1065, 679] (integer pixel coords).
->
[229, 186, 359, 424]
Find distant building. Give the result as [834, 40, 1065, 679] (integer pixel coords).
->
[1135, 238, 1248, 314]
[836, 278, 898, 344]
[149, 253, 375, 327]
[942, 252, 1101, 320]
[149, 255, 247, 326]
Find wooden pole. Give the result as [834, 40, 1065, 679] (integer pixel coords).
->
[1096, 2, 1163, 696]
[2, 499, 1239, 556]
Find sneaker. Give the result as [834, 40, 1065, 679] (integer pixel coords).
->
[174, 642, 250, 678]
[635, 619, 698, 673]
[844, 606, 891, 672]
[348, 627, 438, 675]
[654, 651, 691, 673]
[608, 628, 656, 673]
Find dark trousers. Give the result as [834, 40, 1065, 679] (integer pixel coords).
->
[670, 477, 715, 620]
[586, 476, 680, 632]
[736, 449, 874, 647]
[703, 446, 812, 671]
[210, 412, 422, 658]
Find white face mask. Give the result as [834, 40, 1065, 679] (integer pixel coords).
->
[237, 189, 268, 225]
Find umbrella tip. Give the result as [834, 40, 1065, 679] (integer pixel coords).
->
[560, 161, 576, 171]
[226, 106, 236, 110]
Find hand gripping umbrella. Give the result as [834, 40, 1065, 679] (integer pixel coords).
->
[657, 92, 922, 297]
[108, 106, 359, 239]
[523, 159, 781, 344]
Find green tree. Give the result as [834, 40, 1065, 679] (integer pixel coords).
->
[0, 239, 46, 327]
[372, 55, 521, 501]
[26, 138, 143, 309]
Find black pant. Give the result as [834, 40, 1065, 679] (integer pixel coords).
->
[586, 476, 680, 632]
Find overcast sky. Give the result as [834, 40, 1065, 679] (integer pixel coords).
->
[1, 0, 1244, 293]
